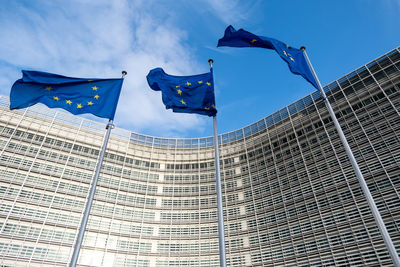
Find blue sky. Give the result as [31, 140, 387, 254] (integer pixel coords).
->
[0, 0, 399, 138]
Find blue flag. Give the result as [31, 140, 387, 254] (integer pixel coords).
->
[146, 68, 217, 116]
[218, 25, 318, 89]
[10, 70, 124, 120]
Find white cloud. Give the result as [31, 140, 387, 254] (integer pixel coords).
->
[0, 0, 208, 137]
[201, 0, 261, 25]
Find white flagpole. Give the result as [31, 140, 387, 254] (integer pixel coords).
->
[69, 71, 127, 267]
[301, 47, 400, 267]
[209, 59, 227, 267]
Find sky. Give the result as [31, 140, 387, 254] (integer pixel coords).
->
[0, 0, 399, 138]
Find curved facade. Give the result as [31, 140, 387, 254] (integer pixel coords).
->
[0, 48, 399, 267]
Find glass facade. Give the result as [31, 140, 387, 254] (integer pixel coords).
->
[0, 47, 399, 266]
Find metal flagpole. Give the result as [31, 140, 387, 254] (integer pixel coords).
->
[301, 47, 400, 267]
[209, 59, 227, 267]
[69, 71, 127, 267]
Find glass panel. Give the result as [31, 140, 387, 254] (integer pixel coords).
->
[206, 137, 213, 146]
[288, 104, 297, 115]
[177, 140, 184, 148]
[160, 139, 168, 148]
[303, 95, 313, 106]
[295, 99, 305, 111]
[168, 139, 176, 148]
[376, 55, 391, 68]
[328, 83, 340, 93]
[338, 77, 350, 89]
[145, 136, 153, 145]
[222, 134, 229, 144]
[244, 126, 251, 137]
[266, 116, 274, 126]
[388, 49, 400, 63]
[137, 134, 146, 144]
[273, 112, 281, 123]
[236, 129, 243, 140]
[250, 123, 258, 134]
[366, 61, 380, 73]
[312, 91, 321, 101]
[191, 139, 198, 148]
[153, 138, 162, 147]
[280, 108, 289, 120]
[347, 71, 360, 84]
[229, 132, 236, 142]
[258, 120, 266, 130]
[356, 66, 369, 79]
[200, 138, 207, 147]
[184, 140, 192, 148]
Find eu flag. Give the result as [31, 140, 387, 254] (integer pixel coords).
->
[10, 70, 124, 120]
[217, 25, 318, 89]
[146, 68, 217, 117]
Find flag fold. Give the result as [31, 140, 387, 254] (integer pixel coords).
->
[10, 70, 123, 120]
[146, 68, 217, 116]
[218, 25, 318, 89]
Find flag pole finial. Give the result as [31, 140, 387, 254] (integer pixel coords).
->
[122, 71, 127, 78]
[208, 59, 214, 68]
[300, 46, 306, 51]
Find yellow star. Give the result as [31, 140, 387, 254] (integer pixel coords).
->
[94, 95, 99, 99]
[286, 45, 290, 48]
[206, 82, 211, 86]
[176, 85, 180, 88]
[198, 81, 203, 84]
[92, 86, 98, 91]
[53, 96, 59, 101]
[87, 101, 93, 106]
[283, 51, 287, 56]
[77, 104, 83, 109]
[45, 86, 52, 91]
[205, 107, 210, 110]
[212, 104, 216, 109]
[177, 89, 182, 95]
[290, 57, 294, 62]
[66, 100, 72, 105]
[250, 39, 257, 43]
[185, 81, 191, 86]
[180, 99, 186, 105]
[88, 80, 93, 82]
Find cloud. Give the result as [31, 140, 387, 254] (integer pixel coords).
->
[0, 0, 208, 137]
[201, 0, 262, 25]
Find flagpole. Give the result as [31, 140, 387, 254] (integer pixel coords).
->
[209, 59, 227, 267]
[69, 71, 127, 267]
[301, 47, 400, 267]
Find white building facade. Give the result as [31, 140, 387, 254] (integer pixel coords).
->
[0, 48, 399, 266]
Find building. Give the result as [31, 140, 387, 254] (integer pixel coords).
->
[0, 47, 399, 267]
